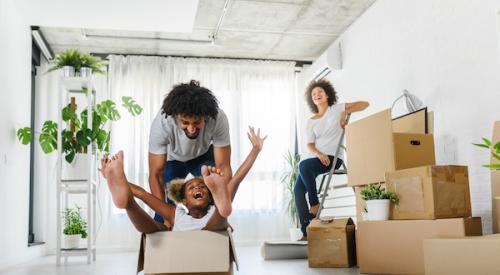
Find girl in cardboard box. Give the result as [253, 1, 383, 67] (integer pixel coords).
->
[100, 126, 266, 232]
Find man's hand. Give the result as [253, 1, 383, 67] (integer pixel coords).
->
[247, 126, 267, 152]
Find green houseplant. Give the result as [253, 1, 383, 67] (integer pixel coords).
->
[62, 206, 87, 248]
[280, 151, 301, 240]
[46, 48, 106, 76]
[473, 137, 500, 170]
[16, 95, 142, 163]
[360, 184, 399, 221]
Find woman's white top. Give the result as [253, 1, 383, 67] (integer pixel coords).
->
[305, 103, 346, 158]
[172, 203, 216, 231]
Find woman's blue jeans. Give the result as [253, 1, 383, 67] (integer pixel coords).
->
[293, 156, 343, 235]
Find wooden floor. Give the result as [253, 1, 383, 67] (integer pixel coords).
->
[0, 245, 360, 275]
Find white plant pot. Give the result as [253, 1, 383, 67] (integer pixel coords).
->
[361, 211, 369, 221]
[80, 67, 92, 78]
[366, 199, 391, 221]
[62, 153, 89, 180]
[64, 234, 81, 249]
[289, 227, 303, 241]
[62, 66, 75, 77]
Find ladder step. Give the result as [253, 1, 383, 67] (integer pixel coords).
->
[324, 194, 355, 200]
[321, 204, 356, 210]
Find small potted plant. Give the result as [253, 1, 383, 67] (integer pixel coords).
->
[79, 52, 106, 77]
[62, 206, 87, 249]
[280, 151, 302, 241]
[46, 48, 106, 77]
[47, 48, 82, 77]
[360, 184, 399, 221]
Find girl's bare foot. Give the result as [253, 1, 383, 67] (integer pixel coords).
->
[201, 165, 232, 218]
[101, 151, 132, 209]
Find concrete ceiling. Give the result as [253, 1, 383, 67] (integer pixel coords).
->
[40, 0, 375, 62]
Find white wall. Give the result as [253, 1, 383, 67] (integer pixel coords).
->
[301, 0, 500, 232]
[0, 0, 46, 269]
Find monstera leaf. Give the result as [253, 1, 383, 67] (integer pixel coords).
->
[17, 127, 32, 145]
[39, 121, 58, 154]
[122, 96, 143, 116]
[97, 100, 120, 122]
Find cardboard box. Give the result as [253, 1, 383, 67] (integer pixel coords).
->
[386, 165, 472, 220]
[357, 217, 482, 275]
[346, 109, 436, 186]
[392, 108, 434, 134]
[492, 121, 500, 233]
[137, 229, 238, 275]
[424, 234, 500, 275]
[307, 218, 356, 268]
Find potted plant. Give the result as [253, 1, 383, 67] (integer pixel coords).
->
[62, 206, 87, 249]
[79, 52, 106, 77]
[46, 48, 106, 77]
[473, 137, 500, 170]
[360, 184, 399, 221]
[16, 95, 142, 166]
[280, 151, 302, 241]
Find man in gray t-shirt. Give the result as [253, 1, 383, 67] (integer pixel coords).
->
[148, 80, 232, 224]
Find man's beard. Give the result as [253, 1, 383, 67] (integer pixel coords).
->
[184, 129, 200, 139]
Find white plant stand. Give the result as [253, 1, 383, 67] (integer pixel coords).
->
[56, 76, 97, 265]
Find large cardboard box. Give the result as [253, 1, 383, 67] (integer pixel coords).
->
[357, 217, 482, 275]
[492, 121, 500, 233]
[346, 109, 436, 186]
[307, 218, 356, 268]
[137, 229, 238, 275]
[386, 165, 472, 220]
[424, 234, 500, 275]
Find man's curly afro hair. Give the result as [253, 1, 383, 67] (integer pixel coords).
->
[167, 177, 214, 205]
[161, 80, 219, 120]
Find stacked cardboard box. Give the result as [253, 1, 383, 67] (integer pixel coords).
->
[422, 121, 500, 275]
[491, 121, 500, 233]
[346, 108, 482, 274]
[307, 218, 356, 268]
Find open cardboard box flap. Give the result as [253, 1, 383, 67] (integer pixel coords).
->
[308, 217, 354, 230]
[137, 228, 238, 275]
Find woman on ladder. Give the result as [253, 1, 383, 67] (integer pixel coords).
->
[294, 78, 369, 241]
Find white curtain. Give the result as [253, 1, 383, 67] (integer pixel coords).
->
[107, 55, 296, 242]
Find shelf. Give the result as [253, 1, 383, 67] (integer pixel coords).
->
[60, 181, 97, 194]
[61, 77, 93, 92]
[60, 247, 96, 256]
[57, 75, 98, 265]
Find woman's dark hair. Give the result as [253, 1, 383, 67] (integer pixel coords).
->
[304, 79, 338, 113]
[162, 80, 219, 119]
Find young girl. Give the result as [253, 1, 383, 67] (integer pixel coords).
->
[294, 79, 369, 240]
[100, 127, 266, 233]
